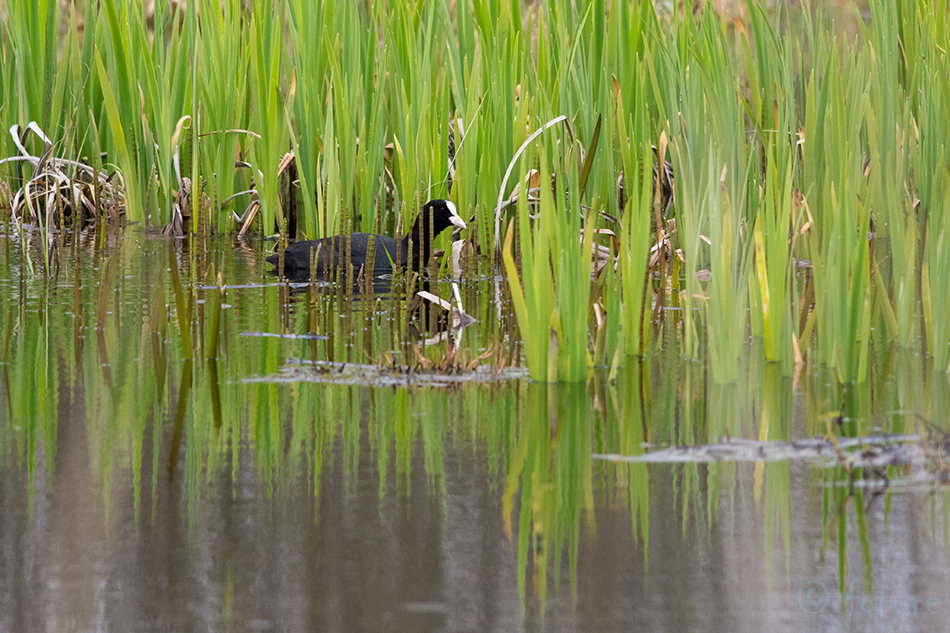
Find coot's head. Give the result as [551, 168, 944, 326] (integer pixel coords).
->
[402, 199, 466, 269]
[414, 199, 467, 237]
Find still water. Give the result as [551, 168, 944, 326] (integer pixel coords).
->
[1, 225, 949, 632]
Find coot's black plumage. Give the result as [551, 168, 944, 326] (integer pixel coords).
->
[267, 199, 466, 276]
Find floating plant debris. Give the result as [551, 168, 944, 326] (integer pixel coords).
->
[246, 359, 529, 388]
[594, 434, 928, 469]
[240, 331, 329, 340]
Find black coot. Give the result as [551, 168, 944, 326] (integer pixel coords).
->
[267, 199, 466, 276]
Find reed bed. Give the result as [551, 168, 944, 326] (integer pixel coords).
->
[3, 0, 950, 382]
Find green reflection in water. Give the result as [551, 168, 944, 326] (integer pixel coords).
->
[2, 229, 950, 625]
[503, 383, 597, 611]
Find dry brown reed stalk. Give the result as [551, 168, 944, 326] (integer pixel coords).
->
[2, 123, 126, 226]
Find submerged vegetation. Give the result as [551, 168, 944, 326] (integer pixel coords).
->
[2, 0, 950, 383]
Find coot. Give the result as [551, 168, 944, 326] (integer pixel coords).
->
[267, 199, 467, 276]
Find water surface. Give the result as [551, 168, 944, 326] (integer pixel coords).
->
[1, 225, 949, 632]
